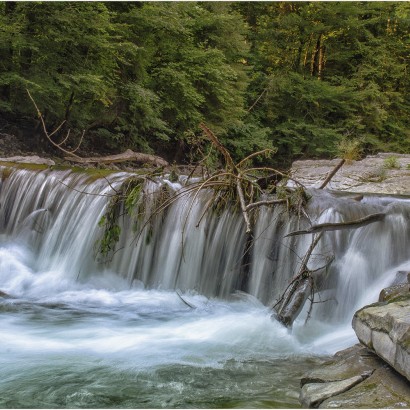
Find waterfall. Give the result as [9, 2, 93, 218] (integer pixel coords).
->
[1, 166, 409, 322]
[1, 165, 410, 407]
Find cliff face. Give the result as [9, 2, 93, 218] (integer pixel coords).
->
[291, 153, 410, 196]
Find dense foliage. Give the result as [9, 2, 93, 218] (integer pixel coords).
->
[0, 2, 409, 165]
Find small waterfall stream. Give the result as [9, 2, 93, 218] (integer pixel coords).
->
[0, 166, 409, 408]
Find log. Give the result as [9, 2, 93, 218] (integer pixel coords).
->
[273, 277, 312, 327]
[64, 149, 169, 167]
[285, 212, 386, 238]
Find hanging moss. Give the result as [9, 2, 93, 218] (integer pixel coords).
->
[96, 176, 146, 258]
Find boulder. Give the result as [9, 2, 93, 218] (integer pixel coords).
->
[352, 296, 410, 382]
[379, 283, 410, 302]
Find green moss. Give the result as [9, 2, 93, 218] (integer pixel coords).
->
[0, 161, 50, 172]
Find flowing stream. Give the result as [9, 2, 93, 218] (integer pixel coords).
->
[0, 166, 409, 408]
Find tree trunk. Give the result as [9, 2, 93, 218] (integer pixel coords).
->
[310, 34, 323, 78]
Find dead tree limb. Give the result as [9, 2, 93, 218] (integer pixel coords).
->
[273, 232, 323, 327]
[27, 89, 83, 158]
[285, 212, 386, 237]
[64, 149, 168, 167]
[199, 123, 235, 171]
[27, 89, 169, 167]
[319, 158, 345, 189]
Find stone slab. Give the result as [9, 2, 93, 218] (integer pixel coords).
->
[301, 344, 382, 386]
[319, 365, 410, 408]
[300, 376, 363, 408]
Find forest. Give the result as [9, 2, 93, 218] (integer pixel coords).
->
[0, 1, 409, 167]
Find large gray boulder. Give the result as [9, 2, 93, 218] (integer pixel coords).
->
[352, 296, 410, 382]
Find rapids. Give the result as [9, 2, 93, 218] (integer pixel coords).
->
[0, 166, 409, 408]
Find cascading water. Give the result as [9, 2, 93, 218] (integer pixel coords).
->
[0, 166, 409, 408]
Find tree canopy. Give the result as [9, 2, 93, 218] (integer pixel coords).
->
[0, 1, 409, 166]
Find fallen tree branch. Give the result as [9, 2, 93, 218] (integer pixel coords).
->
[64, 149, 168, 167]
[199, 123, 235, 171]
[285, 212, 386, 237]
[273, 233, 323, 327]
[245, 198, 287, 212]
[27, 89, 82, 158]
[28, 89, 168, 167]
[319, 158, 346, 189]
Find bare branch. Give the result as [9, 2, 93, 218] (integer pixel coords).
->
[236, 149, 276, 168]
[236, 173, 252, 233]
[26, 89, 82, 158]
[285, 212, 386, 237]
[319, 158, 345, 189]
[199, 123, 235, 170]
[245, 198, 287, 212]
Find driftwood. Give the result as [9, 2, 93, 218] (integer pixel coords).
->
[273, 233, 323, 327]
[272, 277, 312, 327]
[285, 212, 386, 238]
[64, 149, 169, 167]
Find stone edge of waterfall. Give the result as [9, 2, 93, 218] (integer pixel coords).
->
[300, 278, 410, 408]
[291, 153, 410, 196]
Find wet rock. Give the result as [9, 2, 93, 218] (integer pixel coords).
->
[0, 290, 10, 298]
[300, 344, 410, 408]
[0, 155, 55, 166]
[352, 296, 410, 382]
[379, 283, 410, 302]
[319, 365, 410, 408]
[300, 376, 364, 408]
[300, 344, 383, 386]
